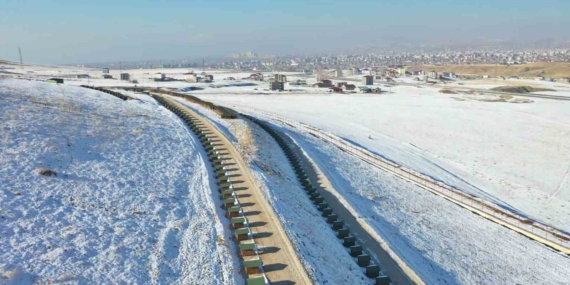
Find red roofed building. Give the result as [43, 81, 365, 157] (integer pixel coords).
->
[329, 86, 343, 93]
[313, 79, 333, 88]
[342, 84, 356, 91]
[250, 73, 264, 81]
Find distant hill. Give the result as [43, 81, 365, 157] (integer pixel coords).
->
[409, 62, 570, 78]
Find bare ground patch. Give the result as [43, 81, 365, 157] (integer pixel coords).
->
[439, 89, 458, 94]
[490, 86, 556, 93]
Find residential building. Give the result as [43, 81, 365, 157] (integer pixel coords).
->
[120, 73, 130, 81]
[316, 72, 329, 82]
[184, 73, 197, 82]
[313, 79, 333, 88]
[334, 69, 343, 78]
[362, 75, 373, 85]
[350, 67, 362, 75]
[102, 68, 109, 74]
[336, 81, 347, 87]
[428, 71, 439, 79]
[270, 81, 284, 91]
[290, 79, 307, 85]
[197, 76, 212, 83]
[329, 86, 343, 93]
[356, 86, 371, 93]
[154, 73, 166, 81]
[442, 72, 457, 78]
[250, 73, 264, 81]
[342, 84, 356, 91]
[274, 74, 287, 82]
[47, 78, 64, 84]
[371, 87, 382, 93]
[182, 72, 197, 83]
[102, 74, 113, 79]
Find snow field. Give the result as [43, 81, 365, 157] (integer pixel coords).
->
[195, 89, 570, 233]
[269, 117, 570, 285]
[0, 79, 242, 285]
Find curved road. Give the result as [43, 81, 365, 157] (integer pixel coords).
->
[159, 95, 312, 285]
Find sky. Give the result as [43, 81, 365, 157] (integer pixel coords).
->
[1, 0, 570, 64]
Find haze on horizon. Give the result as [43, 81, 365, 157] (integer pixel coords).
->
[2, 0, 570, 65]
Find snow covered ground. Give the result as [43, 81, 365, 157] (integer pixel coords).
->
[165, 95, 373, 285]
[0, 79, 242, 284]
[195, 86, 570, 233]
[270, 121, 570, 285]
[163, 90, 570, 285]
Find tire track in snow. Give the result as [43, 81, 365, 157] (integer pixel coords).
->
[547, 163, 570, 203]
[150, 97, 242, 285]
[148, 102, 199, 285]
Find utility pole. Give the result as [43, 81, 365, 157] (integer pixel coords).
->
[202, 58, 205, 72]
[18, 47, 23, 70]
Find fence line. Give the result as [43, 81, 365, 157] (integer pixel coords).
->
[236, 106, 570, 254]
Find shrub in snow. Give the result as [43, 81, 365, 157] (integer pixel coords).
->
[37, 168, 57, 177]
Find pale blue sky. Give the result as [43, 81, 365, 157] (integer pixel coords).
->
[1, 0, 569, 64]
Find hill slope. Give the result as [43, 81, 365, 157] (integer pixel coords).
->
[0, 79, 241, 284]
[409, 62, 570, 78]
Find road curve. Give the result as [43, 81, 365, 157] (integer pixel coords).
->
[159, 95, 313, 285]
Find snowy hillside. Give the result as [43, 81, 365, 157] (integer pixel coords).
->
[0, 79, 241, 284]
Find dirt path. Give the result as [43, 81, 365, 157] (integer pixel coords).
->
[161, 95, 312, 285]
[281, 132, 425, 285]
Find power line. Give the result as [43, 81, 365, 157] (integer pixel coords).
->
[18, 47, 23, 70]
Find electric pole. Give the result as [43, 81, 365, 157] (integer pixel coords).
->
[18, 47, 23, 70]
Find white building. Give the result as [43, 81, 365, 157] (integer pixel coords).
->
[184, 73, 197, 83]
[356, 86, 370, 93]
[154, 73, 166, 81]
[334, 69, 343, 78]
[428, 71, 439, 79]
